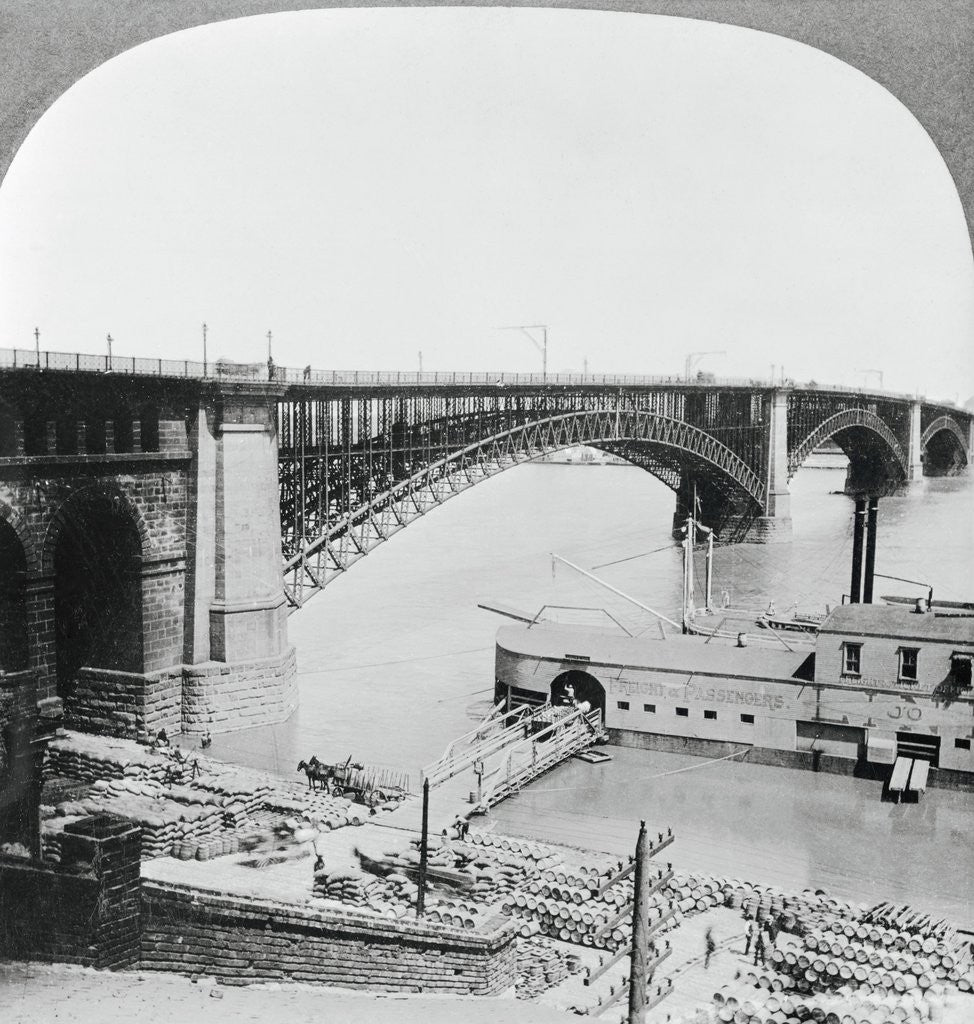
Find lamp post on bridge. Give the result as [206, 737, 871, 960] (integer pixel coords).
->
[34, 327, 40, 367]
[202, 322, 208, 377]
[106, 333, 113, 368]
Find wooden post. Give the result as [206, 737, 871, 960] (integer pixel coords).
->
[628, 820, 650, 1023]
[416, 777, 429, 917]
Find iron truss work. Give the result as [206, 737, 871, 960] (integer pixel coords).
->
[787, 405, 909, 479]
[278, 402, 766, 608]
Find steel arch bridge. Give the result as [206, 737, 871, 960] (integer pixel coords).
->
[0, 350, 969, 609]
[275, 374, 972, 607]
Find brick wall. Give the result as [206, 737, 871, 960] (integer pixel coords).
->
[141, 881, 517, 993]
[0, 815, 142, 968]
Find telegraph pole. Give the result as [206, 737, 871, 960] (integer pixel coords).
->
[498, 324, 548, 381]
[684, 350, 725, 382]
[416, 778, 430, 917]
[627, 820, 650, 1024]
[202, 322, 208, 376]
[34, 327, 40, 367]
[107, 333, 113, 364]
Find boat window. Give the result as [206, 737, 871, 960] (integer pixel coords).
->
[898, 647, 919, 682]
[951, 653, 972, 689]
[741, 713, 755, 724]
[704, 709, 717, 720]
[955, 738, 971, 750]
[675, 707, 689, 717]
[616, 700, 630, 711]
[842, 642, 862, 677]
[643, 703, 656, 713]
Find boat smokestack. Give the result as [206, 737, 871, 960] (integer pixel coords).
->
[863, 496, 879, 604]
[849, 498, 867, 603]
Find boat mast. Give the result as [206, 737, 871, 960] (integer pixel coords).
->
[551, 554, 682, 632]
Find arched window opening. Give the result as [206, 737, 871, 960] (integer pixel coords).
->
[0, 520, 29, 671]
[53, 495, 143, 698]
[550, 670, 606, 719]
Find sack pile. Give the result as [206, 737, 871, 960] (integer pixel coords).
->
[513, 937, 570, 999]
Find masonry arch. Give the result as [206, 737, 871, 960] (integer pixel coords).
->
[47, 489, 146, 697]
[921, 416, 969, 476]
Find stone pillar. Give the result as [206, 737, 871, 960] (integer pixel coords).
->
[182, 382, 297, 733]
[905, 400, 924, 483]
[208, 383, 288, 662]
[740, 388, 793, 542]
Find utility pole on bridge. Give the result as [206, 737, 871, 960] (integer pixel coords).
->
[499, 324, 548, 381]
[685, 350, 725, 382]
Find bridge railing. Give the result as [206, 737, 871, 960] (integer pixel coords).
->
[0, 346, 944, 405]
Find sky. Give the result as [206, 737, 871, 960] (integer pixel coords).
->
[0, 7, 972, 401]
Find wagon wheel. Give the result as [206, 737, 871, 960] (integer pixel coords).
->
[331, 784, 344, 797]
[366, 788, 386, 807]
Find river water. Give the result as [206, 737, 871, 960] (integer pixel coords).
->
[207, 463, 974, 922]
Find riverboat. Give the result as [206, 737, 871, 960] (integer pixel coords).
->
[492, 509, 974, 788]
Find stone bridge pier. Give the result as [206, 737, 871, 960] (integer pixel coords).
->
[672, 389, 792, 543]
[181, 382, 297, 734]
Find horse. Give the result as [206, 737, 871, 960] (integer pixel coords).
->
[297, 758, 331, 791]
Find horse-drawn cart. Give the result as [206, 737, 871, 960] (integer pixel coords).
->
[297, 755, 410, 808]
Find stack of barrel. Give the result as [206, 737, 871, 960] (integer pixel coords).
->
[502, 860, 677, 951]
[707, 983, 946, 1024]
[661, 869, 861, 933]
[425, 896, 486, 930]
[772, 919, 972, 996]
[464, 831, 561, 869]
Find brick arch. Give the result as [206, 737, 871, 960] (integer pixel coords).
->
[0, 499, 34, 571]
[40, 484, 151, 577]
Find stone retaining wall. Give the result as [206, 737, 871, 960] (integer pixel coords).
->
[63, 648, 298, 739]
[141, 880, 518, 993]
[181, 646, 298, 734]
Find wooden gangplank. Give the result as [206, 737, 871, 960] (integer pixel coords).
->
[889, 756, 913, 795]
[908, 758, 930, 796]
